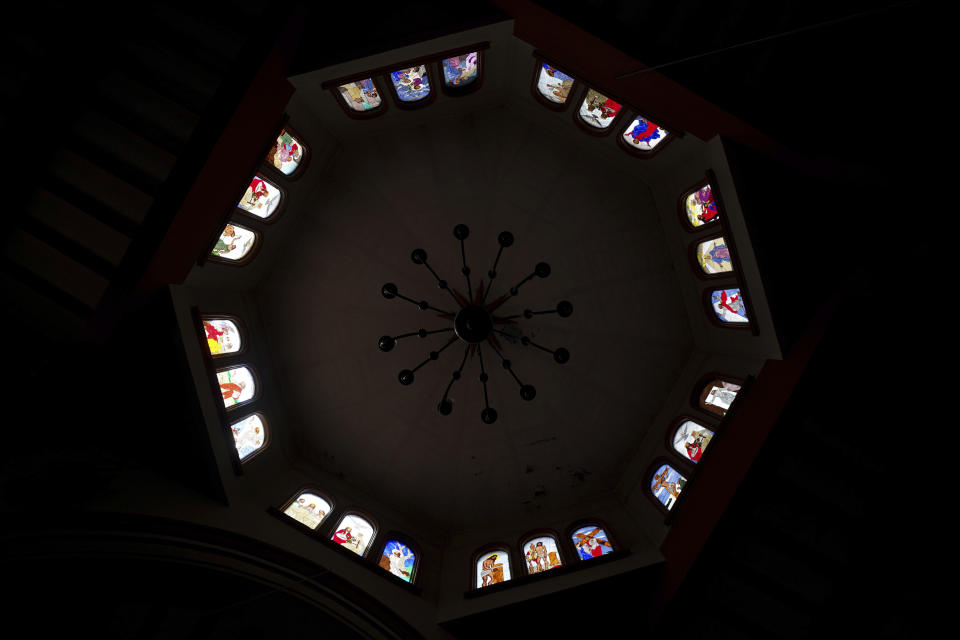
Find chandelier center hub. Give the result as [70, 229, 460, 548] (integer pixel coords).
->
[454, 305, 493, 344]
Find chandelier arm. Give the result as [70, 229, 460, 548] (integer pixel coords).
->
[459, 238, 473, 301]
[393, 291, 454, 315]
[478, 346, 490, 409]
[486, 341, 524, 387]
[441, 345, 471, 401]
[422, 260, 464, 308]
[408, 335, 460, 374]
[493, 313, 521, 321]
[480, 245, 504, 305]
[393, 327, 454, 340]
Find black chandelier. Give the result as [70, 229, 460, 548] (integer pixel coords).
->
[378, 224, 572, 424]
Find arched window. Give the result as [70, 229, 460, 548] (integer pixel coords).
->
[378, 537, 419, 583]
[330, 513, 376, 557]
[519, 534, 564, 574]
[709, 287, 749, 324]
[683, 182, 720, 229]
[694, 235, 734, 275]
[389, 65, 433, 104]
[671, 419, 715, 464]
[440, 51, 481, 89]
[699, 378, 742, 417]
[265, 127, 306, 177]
[620, 114, 670, 152]
[570, 525, 615, 560]
[216, 364, 258, 409]
[201, 317, 242, 356]
[474, 547, 512, 588]
[650, 463, 687, 511]
[229, 412, 267, 462]
[534, 62, 577, 106]
[577, 88, 624, 131]
[337, 78, 384, 113]
[281, 490, 332, 530]
[236, 174, 284, 221]
[209, 222, 258, 263]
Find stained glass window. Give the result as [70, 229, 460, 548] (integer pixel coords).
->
[390, 65, 431, 102]
[331, 514, 375, 557]
[230, 413, 266, 461]
[700, 379, 742, 416]
[337, 78, 382, 111]
[536, 63, 575, 104]
[202, 318, 241, 356]
[210, 223, 257, 261]
[379, 539, 417, 582]
[266, 129, 304, 175]
[651, 464, 687, 511]
[237, 175, 282, 219]
[710, 288, 749, 323]
[571, 526, 614, 560]
[441, 52, 480, 87]
[283, 491, 331, 530]
[521, 535, 563, 574]
[476, 549, 512, 588]
[696, 236, 734, 275]
[685, 184, 720, 228]
[621, 116, 668, 151]
[578, 89, 622, 129]
[217, 365, 257, 408]
[672, 420, 715, 464]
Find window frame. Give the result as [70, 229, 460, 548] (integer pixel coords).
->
[437, 49, 485, 97]
[566, 519, 620, 562]
[276, 486, 337, 534]
[383, 63, 438, 110]
[228, 410, 270, 466]
[572, 86, 628, 137]
[262, 123, 310, 181]
[645, 457, 691, 519]
[703, 285, 756, 331]
[215, 363, 262, 412]
[665, 414, 720, 469]
[678, 175, 725, 233]
[329, 509, 379, 559]
[516, 528, 566, 576]
[205, 219, 263, 267]
[234, 172, 288, 225]
[470, 542, 515, 592]
[688, 232, 737, 280]
[530, 55, 581, 112]
[615, 110, 677, 158]
[328, 76, 390, 120]
[199, 313, 249, 359]
[375, 532, 423, 585]
[693, 373, 747, 419]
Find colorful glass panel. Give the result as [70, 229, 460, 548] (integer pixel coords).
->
[331, 514, 375, 556]
[337, 78, 382, 111]
[202, 319, 241, 356]
[390, 65, 431, 102]
[696, 236, 734, 275]
[237, 175, 282, 219]
[230, 413, 265, 461]
[283, 492, 331, 530]
[579, 89, 622, 129]
[379, 539, 417, 582]
[672, 420, 715, 464]
[621, 116, 668, 151]
[571, 526, 614, 560]
[536, 63, 575, 104]
[701, 380, 742, 416]
[522, 536, 563, 574]
[211, 223, 256, 261]
[685, 184, 720, 228]
[217, 365, 256, 408]
[266, 129, 303, 175]
[476, 549, 512, 588]
[710, 288, 749, 323]
[441, 52, 479, 87]
[651, 464, 687, 511]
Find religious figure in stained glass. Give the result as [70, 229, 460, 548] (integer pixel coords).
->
[536, 64, 574, 103]
[651, 464, 687, 510]
[283, 492, 330, 530]
[211, 223, 256, 261]
[238, 175, 281, 219]
[685, 184, 720, 228]
[476, 551, 511, 588]
[711, 288, 749, 323]
[202, 319, 240, 355]
[442, 52, 479, 86]
[267, 129, 303, 175]
[231, 413, 265, 461]
[331, 514, 375, 556]
[571, 526, 614, 559]
[379, 540, 417, 582]
[523, 536, 563, 573]
[622, 116, 668, 151]
[390, 65, 431, 102]
[701, 380, 742, 416]
[672, 420, 715, 464]
[579, 89, 622, 129]
[217, 365, 256, 408]
[696, 236, 734, 274]
[338, 79, 381, 111]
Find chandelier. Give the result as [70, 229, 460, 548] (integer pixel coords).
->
[379, 224, 572, 423]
